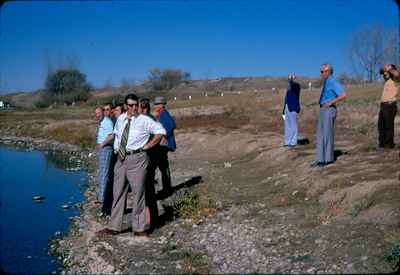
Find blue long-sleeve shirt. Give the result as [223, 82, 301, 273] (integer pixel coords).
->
[159, 110, 176, 151]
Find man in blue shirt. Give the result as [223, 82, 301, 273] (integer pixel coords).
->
[152, 96, 176, 198]
[95, 106, 114, 213]
[312, 64, 347, 167]
[283, 74, 301, 147]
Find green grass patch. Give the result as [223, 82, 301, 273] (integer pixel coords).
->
[349, 199, 373, 217]
[385, 240, 400, 270]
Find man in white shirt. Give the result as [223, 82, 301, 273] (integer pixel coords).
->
[97, 94, 166, 238]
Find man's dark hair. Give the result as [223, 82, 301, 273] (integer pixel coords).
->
[103, 102, 113, 108]
[124, 93, 138, 104]
[389, 64, 397, 71]
[115, 103, 126, 113]
[139, 98, 151, 110]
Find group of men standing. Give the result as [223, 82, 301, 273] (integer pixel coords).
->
[95, 94, 176, 238]
[93, 62, 398, 239]
[283, 63, 398, 167]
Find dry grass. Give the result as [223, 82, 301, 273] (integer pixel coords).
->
[45, 122, 94, 148]
[0, 83, 391, 150]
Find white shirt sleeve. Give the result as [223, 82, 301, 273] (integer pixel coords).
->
[145, 116, 166, 135]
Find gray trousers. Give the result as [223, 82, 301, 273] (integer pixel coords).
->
[316, 107, 336, 163]
[284, 104, 298, 146]
[108, 152, 150, 233]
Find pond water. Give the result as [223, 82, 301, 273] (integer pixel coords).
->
[0, 146, 88, 274]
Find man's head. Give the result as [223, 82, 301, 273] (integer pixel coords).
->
[113, 103, 125, 119]
[95, 106, 104, 121]
[320, 63, 333, 80]
[139, 98, 151, 115]
[153, 96, 166, 112]
[103, 102, 113, 117]
[380, 64, 397, 81]
[288, 74, 296, 81]
[124, 94, 139, 117]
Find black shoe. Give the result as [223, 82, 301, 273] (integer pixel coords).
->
[157, 188, 173, 200]
[96, 228, 120, 236]
[310, 161, 323, 167]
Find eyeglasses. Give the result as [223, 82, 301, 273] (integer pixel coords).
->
[320, 70, 329, 73]
[127, 103, 138, 107]
[104, 108, 111, 111]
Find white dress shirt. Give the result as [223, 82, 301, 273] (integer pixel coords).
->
[113, 112, 166, 152]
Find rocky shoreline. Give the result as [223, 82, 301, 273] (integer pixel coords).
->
[0, 135, 213, 273]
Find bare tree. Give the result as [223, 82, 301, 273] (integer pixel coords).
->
[147, 67, 190, 91]
[43, 49, 81, 75]
[120, 78, 131, 92]
[384, 29, 398, 64]
[347, 24, 392, 82]
[103, 78, 114, 90]
[394, 0, 400, 65]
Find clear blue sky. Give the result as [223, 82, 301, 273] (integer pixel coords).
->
[0, 0, 397, 94]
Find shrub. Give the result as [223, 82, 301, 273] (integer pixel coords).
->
[385, 240, 400, 270]
[86, 94, 125, 107]
[147, 67, 191, 91]
[45, 68, 92, 104]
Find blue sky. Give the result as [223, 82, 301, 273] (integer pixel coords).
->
[0, 0, 397, 94]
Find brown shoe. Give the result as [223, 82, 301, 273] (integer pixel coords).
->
[96, 228, 120, 236]
[134, 231, 149, 237]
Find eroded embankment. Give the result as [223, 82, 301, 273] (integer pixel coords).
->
[37, 124, 400, 274]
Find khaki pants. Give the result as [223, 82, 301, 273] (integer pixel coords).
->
[108, 152, 150, 233]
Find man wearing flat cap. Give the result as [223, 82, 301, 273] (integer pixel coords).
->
[148, 96, 176, 198]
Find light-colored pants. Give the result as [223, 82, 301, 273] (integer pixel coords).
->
[316, 107, 336, 163]
[96, 146, 113, 202]
[108, 152, 150, 233]
[284, 104, 298, 146]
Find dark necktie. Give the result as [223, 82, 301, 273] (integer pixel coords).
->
[118, 118, 131, 161]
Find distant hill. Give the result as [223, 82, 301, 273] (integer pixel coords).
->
[1, 76, 322, 108]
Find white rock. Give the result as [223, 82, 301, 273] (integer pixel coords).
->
[224, 162, 232, 168]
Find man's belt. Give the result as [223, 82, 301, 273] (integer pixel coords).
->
[381, 101, 397, 105]
[126, 148, 145, 155]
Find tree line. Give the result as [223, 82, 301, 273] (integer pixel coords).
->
[35, 67, 190, 108]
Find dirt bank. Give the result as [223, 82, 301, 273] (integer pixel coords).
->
[1, 85, 399, 273]
[45, 124, 399, 273]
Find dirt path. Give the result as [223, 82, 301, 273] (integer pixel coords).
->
[167, 128, 399, 273]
